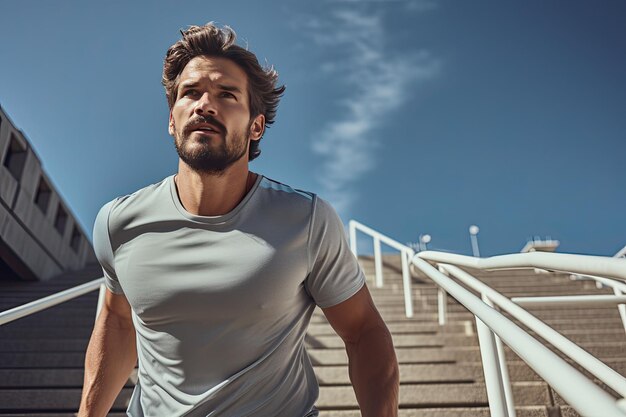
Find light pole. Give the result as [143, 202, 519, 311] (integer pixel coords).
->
[469, 225, 480, 257]
[419, 234, 431, 252]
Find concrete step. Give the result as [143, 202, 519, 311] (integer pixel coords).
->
[0, 327, 94, 339]
[343, 321, 625, 337]
[316, 362, 626, 385]
[308, 346, 626, 366]
[321, 406, 575, 417]
[365, 310, 622, 322]
[452, 343, 626, 361]
[0, 298, 97, 312]
[0, 339, 88, 353]
[317, 364, 474, 384]
[317, 382, 551, 408]
[366, 302, 623, 316]
[0, 352, 88, 368]
[0, 308, 100, 319]
[0, 369, 136, 388]
[0, 382, 552, 411]
[308, 348, 457, 365]
[307, 334, 475, 349]
[307, 322, 474, 336]
[307, 329, 625, 349]
[0, 388, 131, 411]
[0, 316, 97, 328]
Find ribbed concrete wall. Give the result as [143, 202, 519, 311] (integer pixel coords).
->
[0, 105, 96, 281]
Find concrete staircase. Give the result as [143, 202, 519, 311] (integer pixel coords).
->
[0, 255, 624, 416]
[309, 255, 623, 417]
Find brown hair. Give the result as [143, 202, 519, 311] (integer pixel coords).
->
[162, 23, 285, 160]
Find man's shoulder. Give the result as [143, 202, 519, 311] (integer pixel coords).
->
[254, 175, 324, 223]
[256, 176, 343, 223]
[106, 175, 172, 215]
[97, 175, 172, 243]
[259, 175, 316, 201]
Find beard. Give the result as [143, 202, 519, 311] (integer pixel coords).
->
[173, 115, 251, 175]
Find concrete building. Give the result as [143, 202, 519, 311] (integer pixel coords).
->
[0, 104, 96, 281]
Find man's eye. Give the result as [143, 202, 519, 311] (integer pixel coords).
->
[220, 92, 236, 99]
[183, 89, 198, 97]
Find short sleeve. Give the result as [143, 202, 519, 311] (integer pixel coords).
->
[92, 198, 124, 295]
[305, 196, 366, 308]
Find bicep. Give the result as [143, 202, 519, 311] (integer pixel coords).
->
[321, 284, 386, 345]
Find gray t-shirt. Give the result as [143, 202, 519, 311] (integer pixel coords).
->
[92, 174, 366, 417]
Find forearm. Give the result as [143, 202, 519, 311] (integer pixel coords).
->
[346, 324, 399, 417]
[78, 312, 137, 417]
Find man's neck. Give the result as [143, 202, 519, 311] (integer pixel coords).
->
[174, 160, 258, 216]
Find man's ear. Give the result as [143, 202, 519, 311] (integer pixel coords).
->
[249, 114, 265, 141]
[168, 111, 175, 136]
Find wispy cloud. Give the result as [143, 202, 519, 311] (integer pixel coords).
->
[332, 0, 438, 12]
[300, 5, 440, 214]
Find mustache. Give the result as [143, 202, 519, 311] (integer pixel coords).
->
[183, 115, 226, 134]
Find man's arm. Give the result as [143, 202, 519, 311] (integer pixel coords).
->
[322, 285, 399, 417]
[78, 288, 137, 417]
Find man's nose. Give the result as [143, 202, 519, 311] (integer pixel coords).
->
[194, 92, 217, 115]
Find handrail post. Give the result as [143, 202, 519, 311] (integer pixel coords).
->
[349, 220, 358, 258]
[484, 295, 516, 417]
[475, 307, 510, 417]
[437, 288, 447, 326]
[96, 283, 106, 322]
[437, 266, 449, 325]
[614, 287, 626, 335]
[374, 236, 383, 288]
[401, 248, 414, 318]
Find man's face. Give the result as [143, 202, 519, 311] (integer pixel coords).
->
[168, 55, 264, 174]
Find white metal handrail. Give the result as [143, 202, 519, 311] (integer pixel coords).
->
[416, 250, 626, 281]
[512, 294, 626, 306]
[436, 262, 626, 396]
[0, 278, 106, 326]
[419, 251, 626, 416]
[412, 257, 626, 417]
[349, 220, 414, 317]
[349, 220, 626, 417]
[418, 250, 626, 334]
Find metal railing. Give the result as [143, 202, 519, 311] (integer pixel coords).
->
[349, 220, 415, 317]
[0, 279, 107, 327]
[349, 220, 626, 417]
[570, 246, 626, 331]
[420, 251, 626, 334]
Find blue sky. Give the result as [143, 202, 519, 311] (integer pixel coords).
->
[1, 0, 624, 257]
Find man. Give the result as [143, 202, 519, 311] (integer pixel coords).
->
[79, 23, 399, 417]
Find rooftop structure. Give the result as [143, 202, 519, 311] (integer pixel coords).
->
[521, 238, 560, 253]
